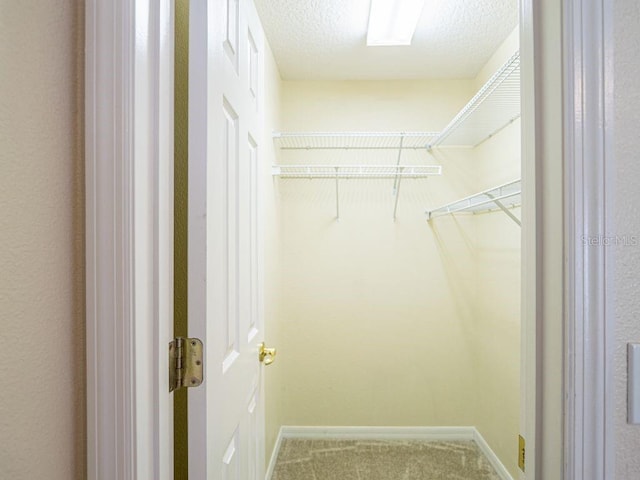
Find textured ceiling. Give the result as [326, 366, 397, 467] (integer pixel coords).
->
[253, 0, 518, 80]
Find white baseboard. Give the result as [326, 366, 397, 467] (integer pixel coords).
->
[279, 425, 476, 440]
[472, 428, 514, 480]
[265, 426, 513, 480]
[265, 427, 284, 480]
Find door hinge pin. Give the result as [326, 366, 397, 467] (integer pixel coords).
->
[169, 337, 203, 392]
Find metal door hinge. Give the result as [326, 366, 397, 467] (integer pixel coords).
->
[518, 435, 526, 472]
[169, 337, 203, 392]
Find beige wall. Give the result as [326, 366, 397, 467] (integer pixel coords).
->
[614, 0, 640, 477]
[0, 2, 85, 479]
[472, 28, 521, 479]
[275, 76, 479, 432]
[474, 28, 519, 91]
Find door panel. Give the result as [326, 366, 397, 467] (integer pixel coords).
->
[188, 0, 265, 478]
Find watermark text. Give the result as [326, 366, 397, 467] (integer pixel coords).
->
[581, 235, 638, 247]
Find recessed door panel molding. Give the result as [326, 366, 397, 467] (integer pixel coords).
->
[247, 388, 259, 480]
[238, 132, 251, 348]
[248, 29, 258, 103]
[224, 0, 240, 73]
[248, 136, 259, 343]
[223, 99, 240, 374]
[222, 428, 240, 480]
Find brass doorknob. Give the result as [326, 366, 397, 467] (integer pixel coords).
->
[258, 342, 276, 366]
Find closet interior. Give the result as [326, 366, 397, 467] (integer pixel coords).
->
[261, 20, 521, 480]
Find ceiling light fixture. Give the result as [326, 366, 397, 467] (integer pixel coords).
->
[366, 0, 426, 46]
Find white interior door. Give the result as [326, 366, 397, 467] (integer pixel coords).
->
[188, 0, 266, 478]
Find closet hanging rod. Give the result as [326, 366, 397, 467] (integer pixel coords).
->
[272, 164, 442, 179]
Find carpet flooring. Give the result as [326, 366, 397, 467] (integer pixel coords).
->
[271, 439, 502, 480]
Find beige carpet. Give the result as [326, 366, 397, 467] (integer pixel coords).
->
[271, 439, 502, 480]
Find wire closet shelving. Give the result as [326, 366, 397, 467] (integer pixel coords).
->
[272, 132, 442, 220]
[271, 52, 522, 221]
[426, 179, 522, 226]
[430, 52, 521, 148]
[271, 165, 442, 179]
[273, 131, 440, 150]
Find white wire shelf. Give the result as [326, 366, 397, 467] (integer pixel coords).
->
[426, 179, 521, 226]
[432, 52, 521, 148]
[273, 131, 440, 150]
[273, 165, 441, 220]
[272, 164, 442, 179]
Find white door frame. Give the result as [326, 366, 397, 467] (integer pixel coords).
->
[85, 0, 614, 479]
[562, 0, 615, 478]
[85, 1, 174, 479]
[518, 0, 538, 476]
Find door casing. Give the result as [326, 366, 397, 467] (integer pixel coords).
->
[85, 1, 174, 479]
[562, 0, 616, 478]
[85, 0, 615, 478]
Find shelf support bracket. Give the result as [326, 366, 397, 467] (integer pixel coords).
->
[393, 167, 404, 221]
[392, 134, 405, 195]
[486, 193, 521, 226]
[335, 167, 340, 220]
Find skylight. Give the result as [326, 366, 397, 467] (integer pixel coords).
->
[366, 0, 426, 46]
